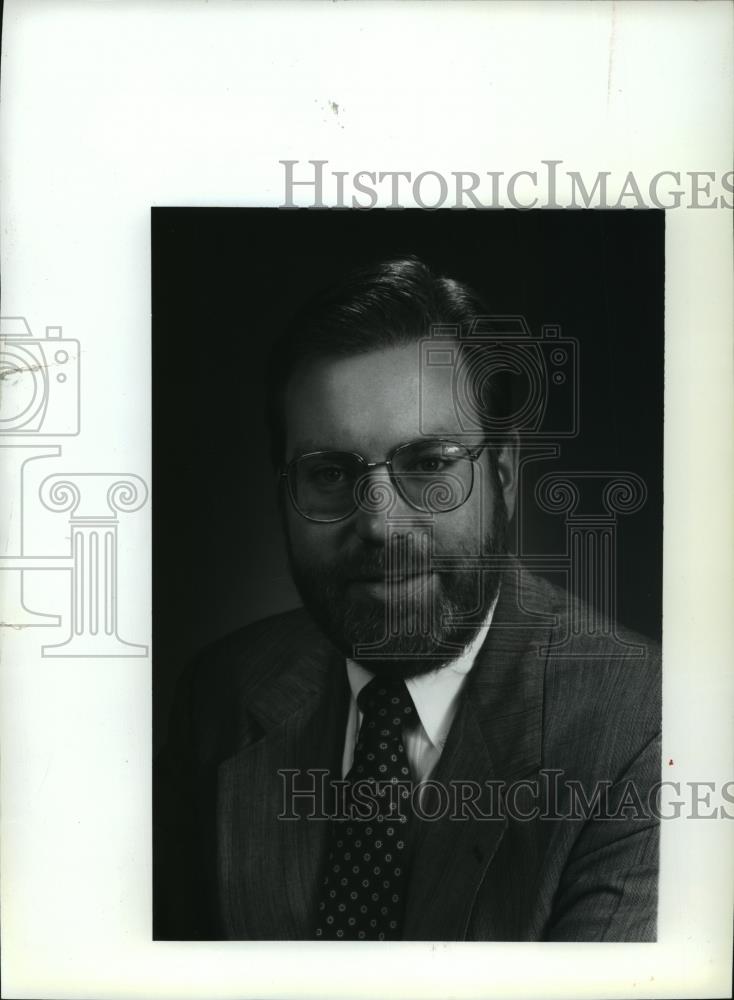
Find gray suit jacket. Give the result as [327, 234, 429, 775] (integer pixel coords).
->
[154, 564, 661, 941]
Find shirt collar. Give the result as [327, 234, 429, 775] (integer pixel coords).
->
[346, 591, 498, 751]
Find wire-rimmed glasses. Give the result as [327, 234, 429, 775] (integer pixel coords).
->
[281, 437, 490, 523]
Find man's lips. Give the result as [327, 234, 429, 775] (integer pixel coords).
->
[349, 572, 430, 582]
[347, 572, 435, 595]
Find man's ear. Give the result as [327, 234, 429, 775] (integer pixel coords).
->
[495, 430, 519, 523]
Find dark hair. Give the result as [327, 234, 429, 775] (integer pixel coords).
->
[265, 255, 512, 467]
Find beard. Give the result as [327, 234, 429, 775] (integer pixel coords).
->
[286, 490, 508, 680]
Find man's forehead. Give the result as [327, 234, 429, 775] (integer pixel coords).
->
[283, 344, 467, 457]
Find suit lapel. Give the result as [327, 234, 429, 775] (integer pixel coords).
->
[402, 563, 549, 940]
[214, 562, 553, 940]
[216, 631, 348, 939]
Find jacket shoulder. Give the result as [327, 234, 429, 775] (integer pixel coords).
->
[168, 606, 330, 761]
[189, 604, 326, 697]
[518, 571, 662, 776]
[194, 605, 314, 664]
[519, 568, 660, 664]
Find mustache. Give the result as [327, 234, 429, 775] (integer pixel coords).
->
[329, 538, 434, 582]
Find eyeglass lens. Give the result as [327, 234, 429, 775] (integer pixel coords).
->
[288, 441, 475, 520]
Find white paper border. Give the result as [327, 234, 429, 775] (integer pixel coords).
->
[1, 1, 732, 998]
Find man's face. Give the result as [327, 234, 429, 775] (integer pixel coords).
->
[282, 342, 518, 677]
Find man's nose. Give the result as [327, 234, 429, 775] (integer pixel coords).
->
[352, 467, 406, 543]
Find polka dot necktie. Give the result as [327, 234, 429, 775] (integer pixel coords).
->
[315, 676, 417, 940]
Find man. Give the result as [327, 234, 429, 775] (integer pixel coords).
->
[154, 256, 661, 941]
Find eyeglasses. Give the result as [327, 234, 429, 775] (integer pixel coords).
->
[281, 438, 490, 523]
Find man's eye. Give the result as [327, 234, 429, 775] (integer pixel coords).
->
[313, 466, 348, 485]
[414, 457, 445, 473]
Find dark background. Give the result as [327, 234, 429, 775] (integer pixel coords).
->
[152, 208, 664, 751]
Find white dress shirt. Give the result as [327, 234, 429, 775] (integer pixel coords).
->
[341, 596, 498, 782]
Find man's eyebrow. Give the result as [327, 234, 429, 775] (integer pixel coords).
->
[287, 440, 350, 458]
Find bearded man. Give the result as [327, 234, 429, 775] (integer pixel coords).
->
[154, 256, 661, 942]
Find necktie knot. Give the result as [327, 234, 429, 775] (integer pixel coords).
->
[357, 676, 416, 730]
